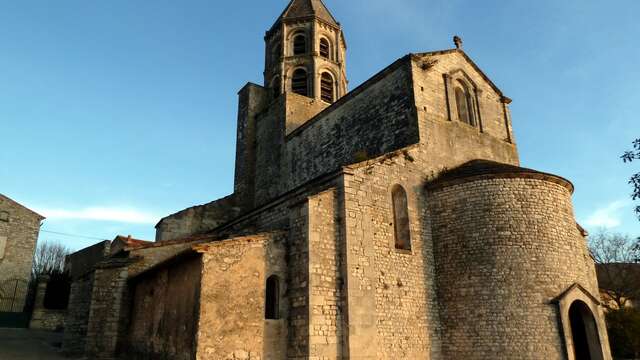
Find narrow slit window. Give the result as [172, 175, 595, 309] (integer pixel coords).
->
[0, 211, 8, 222]
[320, 72, 334, 103]
[392, 185, 411, 251]
[292, 69, 308, 96]
[320, 38, 330, 59]
[265, 275, 280, 319]
[293, 34, 306, 55]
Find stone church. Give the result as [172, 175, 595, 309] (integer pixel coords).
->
[65, 1, 613, 359]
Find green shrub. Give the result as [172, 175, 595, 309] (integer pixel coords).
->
[606, 308, 640, 359]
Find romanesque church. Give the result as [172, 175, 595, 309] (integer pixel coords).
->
[63, 1, 613, 359]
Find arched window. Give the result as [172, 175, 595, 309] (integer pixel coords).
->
[271, 76, 281, 99]
[392, 185, 411, 251]
[320, 72, 335, 103]
[291, 69, 309, 96]
[265, 275, 280, 320]
[455, 83, 475, 126]
[569, 301, 603, 360]
[293, 34, 306, 55]
[319, 38, 331, 59]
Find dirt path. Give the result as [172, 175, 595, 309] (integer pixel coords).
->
[0, 328, 68, 360]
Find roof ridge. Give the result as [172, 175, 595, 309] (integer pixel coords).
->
[0, 193, 45, 219]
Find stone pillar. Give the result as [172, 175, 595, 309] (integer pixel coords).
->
[62, 272, 95, 356]
[28, 275, 49, 329]
[85, 259, 132, 360]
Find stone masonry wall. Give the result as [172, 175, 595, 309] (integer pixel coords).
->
[284, 58, 420, 195]
[85, 259, 133, 360]
[254, 95, 287, 206]
[342, 157, 440, 359]
[195, 233, 287, 360]
[156, 195, 242, 242]
[410, 51, 519, 169]
[412, 50, 515, 145]
[234, 83, 268, 210]
[215, 177, 345, 359]
[307, 189, 346, 358]
[428, 177, 601, 359]
[65, 240, 111, 279]
[0, 195, 42, 303]
[29, 276, 66, 331]
[126, 254, 202, 360]
[63, 272, 95, 356]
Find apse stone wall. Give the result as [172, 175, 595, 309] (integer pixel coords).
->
[428, 176, 599, 360]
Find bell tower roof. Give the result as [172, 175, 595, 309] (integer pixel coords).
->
[271, 0, 339, 30]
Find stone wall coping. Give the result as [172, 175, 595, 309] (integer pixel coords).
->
[94, 256, 141, 270]
[193, 231, 286, 253]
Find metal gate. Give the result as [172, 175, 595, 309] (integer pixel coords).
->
[0, 279, 31, 328]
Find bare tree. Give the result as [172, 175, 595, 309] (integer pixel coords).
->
[32, 240, 72, 277]
[589, 230, 640, 309]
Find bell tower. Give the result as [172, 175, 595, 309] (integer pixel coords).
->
[265, 0, 347, 104]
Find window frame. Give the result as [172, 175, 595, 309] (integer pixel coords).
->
[391, 185, 412, 253]
[292, 33, 307, 56]
[291, 68, 309, 97]
[320, 71, 335, 103]
[319, 37, 331, 60]
[455, 81, 476, 127]
[265, 275, 281, 320]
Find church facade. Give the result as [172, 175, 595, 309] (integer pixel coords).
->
[66, 1, 613, 359]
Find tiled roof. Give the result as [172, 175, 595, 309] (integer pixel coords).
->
[426, 159, 574, 192]
[272, 0, 339, 30]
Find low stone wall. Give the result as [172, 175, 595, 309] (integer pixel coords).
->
[29, 276, 66, 332]
[30, 308, 66, 332]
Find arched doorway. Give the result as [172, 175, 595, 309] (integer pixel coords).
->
[569, 300, 603, 360]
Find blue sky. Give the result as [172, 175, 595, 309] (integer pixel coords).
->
[1, 0, 639, 251]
